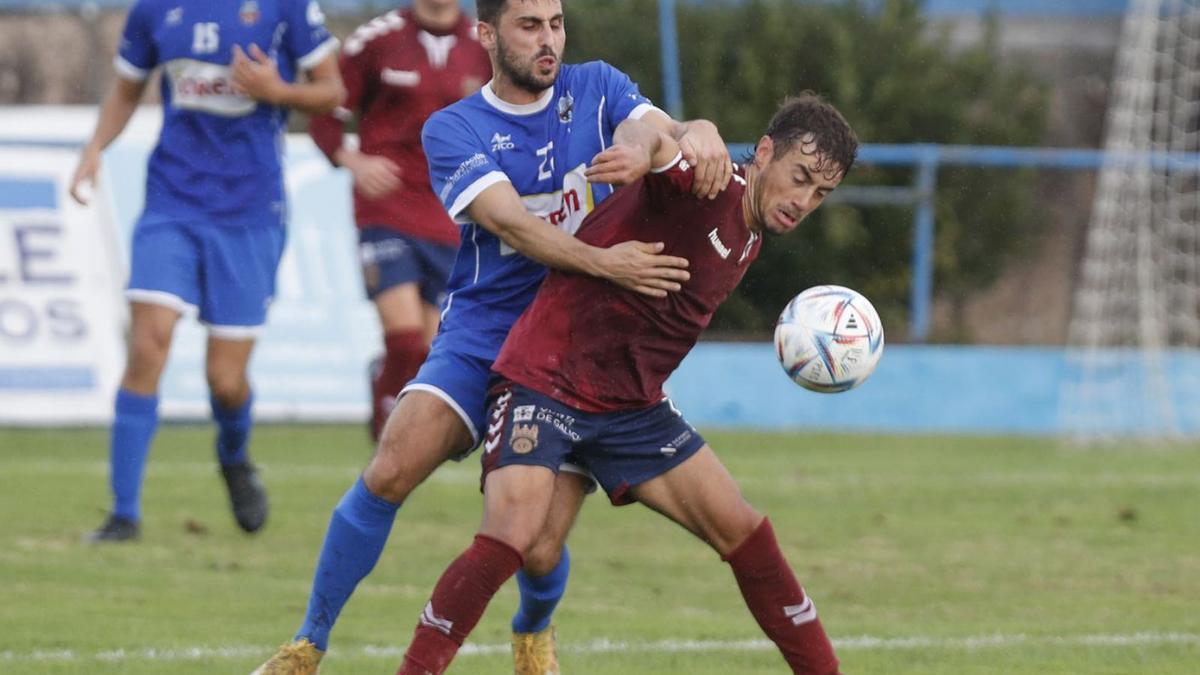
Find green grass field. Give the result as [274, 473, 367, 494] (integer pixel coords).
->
[2, 425, 1198, 674]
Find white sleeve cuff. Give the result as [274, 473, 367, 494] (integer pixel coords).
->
[651, 151, 684, 173]
[297, 37, 340, 71]
[448, 171, 510, 222]
[113, 55, 149, 82]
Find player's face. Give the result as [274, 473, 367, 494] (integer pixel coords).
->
[749, 134, 844, 236]
[488, 0, 565, 94]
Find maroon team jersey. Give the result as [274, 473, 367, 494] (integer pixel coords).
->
[494, 156, 761, 412]
[309, 9, 490, 246]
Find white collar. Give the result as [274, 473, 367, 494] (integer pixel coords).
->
[480, 79, 556, 115]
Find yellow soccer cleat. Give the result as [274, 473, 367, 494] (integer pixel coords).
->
[251, 638, 324, 675]
[511, 624, 560, 675]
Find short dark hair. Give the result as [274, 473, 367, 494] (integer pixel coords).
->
[762, 92, 858, 179]
[476, 0, 507, 25]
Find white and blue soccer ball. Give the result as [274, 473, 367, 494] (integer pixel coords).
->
[774, 285, 884, 393]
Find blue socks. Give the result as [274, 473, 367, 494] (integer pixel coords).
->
[298, 477, 400, 651]
[109, 388, 159, 522]
[211, 393, 253, 467]
[511, 545, 570, 634]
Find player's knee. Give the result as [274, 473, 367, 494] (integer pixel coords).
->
[710, 502, 765, 557]
[521, 537, 563, 577]
[124, 335, 170, 384]
[206, 368, 248, 406]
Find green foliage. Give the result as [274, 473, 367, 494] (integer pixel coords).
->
[568, 0, 1048, 340]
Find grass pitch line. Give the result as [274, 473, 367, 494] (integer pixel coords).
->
[2, 632, 1197, 663]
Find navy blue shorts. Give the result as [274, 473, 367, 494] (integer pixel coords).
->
[358, 227, 456, 307]
[482, 382, 707, 505]
[127, 214, 285, 338]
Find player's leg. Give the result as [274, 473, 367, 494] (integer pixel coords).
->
[196, 222, 285, 535]
[254, 347, 486, 674]
[205, 334, 267, 533]
[90, 217, 196, 543]
[510, 470, 588, 675]
[399, 383, 574, 675]
[90, 301, 182, 542]
[631, 446, 840, 675]
[360, 228, 449, 441]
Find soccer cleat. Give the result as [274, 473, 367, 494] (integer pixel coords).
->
[86, 514, 140, 543]
[220, 462, 269, 533]
[511, 624, 560, 675]
[250, 638, 323, 675]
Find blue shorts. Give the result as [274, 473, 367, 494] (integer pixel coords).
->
[482, 382, 707, 505]
[401, 340, 493, 454]
[127, 214, 285, 338]
[358, 227, 456, 307]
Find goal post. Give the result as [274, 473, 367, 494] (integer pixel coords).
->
[1061, 0, 1200, 442]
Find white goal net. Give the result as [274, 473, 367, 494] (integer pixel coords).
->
[1061, 0, 1200, 441]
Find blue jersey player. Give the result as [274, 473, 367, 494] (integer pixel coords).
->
[254, 1, 732, 673]
[69, 0, 344, 543]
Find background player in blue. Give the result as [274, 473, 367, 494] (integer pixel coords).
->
[254, 1, 732, 673]
[68, 0, 344, 543]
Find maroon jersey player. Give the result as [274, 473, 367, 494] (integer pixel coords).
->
[397, 93, 858, 675]
[308, 0, 490, 440]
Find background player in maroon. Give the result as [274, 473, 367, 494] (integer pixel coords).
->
[308, 0, 490, 440]
[397, 93, 857, 675]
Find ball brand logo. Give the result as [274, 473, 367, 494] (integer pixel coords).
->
[509, 423, 539, 454]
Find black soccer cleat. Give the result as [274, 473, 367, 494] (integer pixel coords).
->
[220, 462, 269, 533]
[87, 513, 141, 543]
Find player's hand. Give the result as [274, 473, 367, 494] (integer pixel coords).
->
[231, 44, 284, 105]
[597, 240, 690, 298]
[678, 119, 732, 200]
[585, 145, 651, 186]
[344, 152, 403, 199]
[70, 145, 101, 205]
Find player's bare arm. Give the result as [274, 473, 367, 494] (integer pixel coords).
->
[231, 44, 344, 114]
[466, 182, 690, 298]
[585, 118, 679, 186]
[641, 110, 732, 199]
[71, 75, 147, 205]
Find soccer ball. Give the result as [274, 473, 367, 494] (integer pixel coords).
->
[774, 285, 884, 393]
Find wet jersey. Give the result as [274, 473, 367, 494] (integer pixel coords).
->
[422, 61, 658, 359]
[494, 158, 760, 412]
[115, 0, 338, 227]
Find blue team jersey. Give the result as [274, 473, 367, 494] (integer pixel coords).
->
[422, 61, 658, 360]
[116, 0, 338, 227]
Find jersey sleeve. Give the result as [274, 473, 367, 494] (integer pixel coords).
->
[282, 0, 340, 72]
[423, 111, 510, 223]
[308, 42, 372, 163]
[597, 61, 661, 129]
[642, 152, 694, 207]
[113, 0, 158, 82]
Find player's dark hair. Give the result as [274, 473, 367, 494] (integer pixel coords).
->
[760, 92, 858, 179]
[476, 0, 508, 25]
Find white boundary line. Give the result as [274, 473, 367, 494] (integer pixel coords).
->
[2, 632, 1197, 663]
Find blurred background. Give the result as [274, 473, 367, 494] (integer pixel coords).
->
[3, 0, 1172, 437]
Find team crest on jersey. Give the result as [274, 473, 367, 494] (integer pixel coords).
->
[239, 0, 260, 26]
[509, 423, 539, 454]
[556, 91, 574, 123]
[165, 7, 184, 26]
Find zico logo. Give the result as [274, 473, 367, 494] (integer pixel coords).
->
[165, 59, 256, 117]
